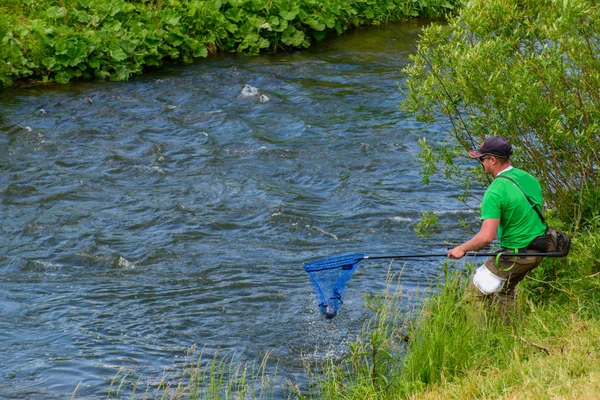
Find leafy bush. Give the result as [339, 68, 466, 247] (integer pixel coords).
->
[0, 0, 459, 86]
[401, 0, 600, 230]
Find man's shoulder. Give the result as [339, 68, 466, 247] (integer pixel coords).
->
[504, 167, 539, 183]
[504, 167, 529, 177]
[485, 178, 508, 198]
[503, 167, 543, 197]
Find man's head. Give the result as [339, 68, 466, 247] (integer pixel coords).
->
[468, 136, 512, 174]
[468, 136, 512, 160]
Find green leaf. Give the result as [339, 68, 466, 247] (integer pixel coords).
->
[120, 39, 137, 54]
[78, 0, 93, 8]
[14, 26, 29, 39]
[47, 6, 66, 19]
[55, 70, 73, 83]
[225, 7, 244, 23]
[107, 3, 122, 17]
[167, 32, 185, 47]
[133, 51, 146, 64]
[225, 22, 239, 34]
[67, 41, 86, 58]
[113, 64, 129, 81]
[144, 36, 161, 47]
[122, 3, 135, 13]
[110, 45, 128, 61]
[42, 57, 56, 69]
[74, 10, 91, 24]
[193, 45, 208, 58]
[312, 30, 326, 41]
[185, 38, 209, 58]
[258, 37, 270, 49]
[27, 19, 46, 32]
[144, 55, 162, 67]
[279, 3, 300, 21]
[55, 54, 70, 67]
[301, 14, 325, 31]
[247, 15, 266, 29]
[281, 26, 305, 47]
[54, 40, 68, 55]
[94, 68, 111, 79]
[160, 10, 181, 26]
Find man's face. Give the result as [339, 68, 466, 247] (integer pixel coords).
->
[478, 155, 494, 174]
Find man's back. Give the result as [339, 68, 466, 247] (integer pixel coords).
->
[482, 167, 546, 249]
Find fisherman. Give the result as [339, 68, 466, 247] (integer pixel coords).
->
[447, 136, 548, 323]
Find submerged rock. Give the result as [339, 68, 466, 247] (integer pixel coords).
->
[239, 84, 270, 103]
[240, 84, 259, 97]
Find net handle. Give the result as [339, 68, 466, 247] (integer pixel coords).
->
[365, 251, 565, 259]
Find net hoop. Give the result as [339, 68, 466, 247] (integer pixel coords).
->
[303, 253, 366, 272]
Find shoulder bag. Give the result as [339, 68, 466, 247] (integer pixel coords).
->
[495, 175, 571, 257]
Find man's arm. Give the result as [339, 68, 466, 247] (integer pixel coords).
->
[447, 218, 500, 259]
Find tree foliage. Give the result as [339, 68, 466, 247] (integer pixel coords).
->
[401, 0, 600, 231]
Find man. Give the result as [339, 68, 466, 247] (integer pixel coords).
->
[448, 136, 547, 322]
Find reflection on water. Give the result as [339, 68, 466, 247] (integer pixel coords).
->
[0, 20, 477, 398]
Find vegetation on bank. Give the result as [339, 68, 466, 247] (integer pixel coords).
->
[0, 0, 458, 87]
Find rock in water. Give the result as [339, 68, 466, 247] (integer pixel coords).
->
[240, 84, 259, 97]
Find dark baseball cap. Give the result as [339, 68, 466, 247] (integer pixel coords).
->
[468, 136, 512, 159]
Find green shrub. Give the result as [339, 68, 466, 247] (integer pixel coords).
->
[401, 0, 600, 230]
[0, 0, 460, 86]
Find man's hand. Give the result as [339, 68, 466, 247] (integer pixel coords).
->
[447, 218, 499, 259]
[448, 245, 466, 259]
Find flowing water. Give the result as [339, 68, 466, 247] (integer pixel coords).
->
[0, 20, 478, 399]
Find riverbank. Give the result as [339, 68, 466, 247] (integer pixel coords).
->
[412, 231, 600, 400]
[0, 0, 458, 87]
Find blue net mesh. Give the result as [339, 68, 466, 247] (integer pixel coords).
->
[303, 253, 365, 319]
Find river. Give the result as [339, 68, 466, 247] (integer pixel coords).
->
[0, 20, 477, 399]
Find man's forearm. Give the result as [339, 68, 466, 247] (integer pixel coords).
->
[457, 234, 492, 252]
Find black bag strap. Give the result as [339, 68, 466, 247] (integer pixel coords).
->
[495, 175, 547, 227]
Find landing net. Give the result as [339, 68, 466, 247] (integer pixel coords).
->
[303, 253, 365, 319]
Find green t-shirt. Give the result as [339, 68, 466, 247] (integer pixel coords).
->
[480, 167, 546, 249]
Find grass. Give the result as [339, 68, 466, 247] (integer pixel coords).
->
[410, 308, 600, 400]
[401, 226, 600, 400]
[97, 345, 277, 399]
